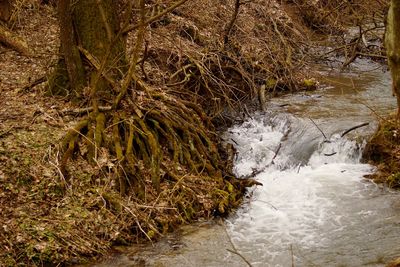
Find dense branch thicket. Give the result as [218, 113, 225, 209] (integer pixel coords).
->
[0, 0, 390, 265]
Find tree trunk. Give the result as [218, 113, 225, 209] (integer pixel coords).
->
[0, 0, 12, 22]
[57, 0, 86, 96]
[49, 0, 127, 101]
[386, 0, 400, 118]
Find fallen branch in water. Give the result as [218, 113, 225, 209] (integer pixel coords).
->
[224, 225, 253, 267]
[241, 142, 282, 179]
[309, 117, 329, 142]
[271, 143, 282, 163]
[257, 199, 278, 210]
[227, 249, 253, 267]
[290, 244, 295, 267]
[341, 122, 369, 137]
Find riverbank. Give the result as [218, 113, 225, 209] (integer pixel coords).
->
[0, 0, 388, 266]
[363, 116, 400, 187]
[89, 58, 400, 266]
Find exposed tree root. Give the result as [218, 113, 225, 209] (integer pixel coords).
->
[52, 82, 250, 263]
[1, 0, 392, 266]
[363, 116, 400, 187]
[59, 85, 242, 208]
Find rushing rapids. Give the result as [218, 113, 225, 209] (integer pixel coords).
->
[89, 60, 400, 267]
[223, 60, 400, 267]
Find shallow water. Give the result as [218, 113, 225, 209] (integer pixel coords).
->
[90, 60, 400, 267]
[223, 60, 399, 267]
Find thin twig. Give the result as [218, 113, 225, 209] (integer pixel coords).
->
[348, 78, 388, 122]
[0, 126, 14, 138]
[77, 46, 120, 90]
[122, 0, 190, 34]
[114, 0, 147, 109]
[224, 224, 253, 267]
[20, 76, 47, 92]
[309, 117, 328, 141]
[60, 106, 112, 116]
[291, 244, 295, 267]
[123, 205, 154, 243]
[257, 199, 278, 211]
[224, 0, 241, 44]
[272, 143, 281, 162]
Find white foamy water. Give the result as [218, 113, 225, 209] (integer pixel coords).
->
[225, 112, 400, 267]
[90, 60, 400, 267]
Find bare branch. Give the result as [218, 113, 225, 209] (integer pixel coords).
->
[341, 122, 369, 137]
[122, 0, 190, 34]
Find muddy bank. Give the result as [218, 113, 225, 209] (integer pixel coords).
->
[0, 0, 389, 266]
[88, 58, 400, 267]
[363, 116, 400, 187]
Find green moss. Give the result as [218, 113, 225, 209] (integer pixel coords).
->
[47, 59, 71, 96]
[387, 172, 400, 188]
[16, 175, 33, 186]
[363, 116, 400, 187]
[265, 78, 277, 89]
[302, 78, 318, 89]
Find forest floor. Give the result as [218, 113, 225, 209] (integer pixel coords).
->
[0, 0, 392, 266]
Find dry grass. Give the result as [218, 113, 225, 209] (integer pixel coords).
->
[132, 0, 320, 118]
[0, 0, 390, 266]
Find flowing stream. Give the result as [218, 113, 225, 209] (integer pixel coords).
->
[90, 60, 400, 267]
[222, 59, 400, 266]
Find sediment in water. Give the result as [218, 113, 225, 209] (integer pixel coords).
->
[0, 0, 389, 266]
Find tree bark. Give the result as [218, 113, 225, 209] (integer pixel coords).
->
[49, 0, 127, 101]
[386, 0, 400, 118]
[58, 0, 86, 96]
[0, 0, 12, 22]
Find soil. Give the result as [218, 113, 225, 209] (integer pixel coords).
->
[0, 0, 389, 266]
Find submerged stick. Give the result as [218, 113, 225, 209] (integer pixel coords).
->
[227, 249, 253, 267]
[290, 244, 295, 267]
[240, 142, 282, 179]
[272, 143, 281, 162]
[224, 224, 253, 267]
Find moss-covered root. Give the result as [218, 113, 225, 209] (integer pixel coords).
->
[363, 116, 400, 187]
[59, 119, 89, 178]
[59, 90, 229, 198]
